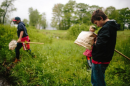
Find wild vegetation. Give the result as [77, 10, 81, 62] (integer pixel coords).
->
[0, 0, 130, 86]
[0, 0, 16, 24]
[0, 24, 130, 86]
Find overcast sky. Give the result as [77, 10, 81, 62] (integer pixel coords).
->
[0, 0, 130, 29]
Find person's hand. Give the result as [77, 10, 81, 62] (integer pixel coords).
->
[94, 36, 97, 44]
[17, 38, 21, 43]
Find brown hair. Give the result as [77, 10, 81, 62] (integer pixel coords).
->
[91, 9, 107, 24]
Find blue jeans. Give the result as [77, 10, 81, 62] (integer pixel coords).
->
[91, 63, 109, 86]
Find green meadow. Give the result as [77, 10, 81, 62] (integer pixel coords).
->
[0, 25, 130, 86]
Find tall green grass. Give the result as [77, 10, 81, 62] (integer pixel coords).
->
[27, 27, 52, 44]
[105, 30, 130, 86]
[67, 24, 90, 40]
[0, 25, 130, 86]
[41, 29, 68, 40]
[11, 40, 91, 85]
[0, 25, 17, 72]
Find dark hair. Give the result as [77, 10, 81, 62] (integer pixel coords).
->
[91, 9, 107, 23]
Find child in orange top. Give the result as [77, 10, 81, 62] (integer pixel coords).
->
[83, 26, 96, 68]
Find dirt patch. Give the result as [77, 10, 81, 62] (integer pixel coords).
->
[0, 77, 10, 86]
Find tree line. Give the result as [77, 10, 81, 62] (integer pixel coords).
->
[51, 0, 130, 30]
[28, 7, 47, 29]
[0, 0, 16, 24]
[0, 0, 47, 29]
[0, 0, 130, 30]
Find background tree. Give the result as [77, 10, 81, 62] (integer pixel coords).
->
[63, 0, 76, 30]
[0, 0, 16, 24]
[0, 8, 4, 23]
[28, 7, 47, 29]
[51, 1, 103, 30]
[89, 5, 102, 14]
[51, 3, 64, 30]
[39, 12, 47, 29]
[23, 18, 29, 27]
[105, 6, 119, 21]
[118, 7, 130, 30]
[28, 7, 39, 27]
[105, 6, 116, 15]
[75, 3, 90, 24]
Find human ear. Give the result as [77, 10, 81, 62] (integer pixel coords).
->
[100, 16, 103, 20]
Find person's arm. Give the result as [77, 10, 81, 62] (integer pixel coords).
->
[93, 33, 98, 44]
[94, 27, 110, 47]
[17, 31, 24, 43]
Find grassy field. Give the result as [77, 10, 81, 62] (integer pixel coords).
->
[0, 25, 130, 86]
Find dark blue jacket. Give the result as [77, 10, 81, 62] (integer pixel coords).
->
[17, 22, 28, 38]
[92, 20, 118, 62]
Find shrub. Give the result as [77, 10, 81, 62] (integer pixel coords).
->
[67, 24, 89, 40]
[0, 25, 17, 72]
[27, 27, 53, 44]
